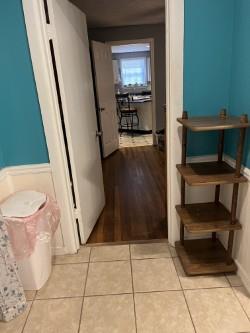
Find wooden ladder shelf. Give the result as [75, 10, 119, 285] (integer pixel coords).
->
[175, 109, 250, 275]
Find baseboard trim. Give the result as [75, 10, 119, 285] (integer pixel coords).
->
[187, 154, 217, 163]
[0, 163, 51, 180]
[235, 259, 250, 293]
[224, 154, 250, 180]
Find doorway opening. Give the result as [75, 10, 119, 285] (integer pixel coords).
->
[89, 36, 167, 243]
[23, 0, 167, 250]
[112, 42, 154, 149]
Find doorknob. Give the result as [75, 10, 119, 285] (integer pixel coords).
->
[96, 131, 102, 137]
[99, 107, 105, 112]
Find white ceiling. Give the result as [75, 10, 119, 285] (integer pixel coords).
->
[70, 0, 165, 28]
[111, 43, 150, 53]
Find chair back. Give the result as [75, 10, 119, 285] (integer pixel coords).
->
[116, 93, 131, 112]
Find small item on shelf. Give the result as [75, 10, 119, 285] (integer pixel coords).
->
[175, 109, 250, 276]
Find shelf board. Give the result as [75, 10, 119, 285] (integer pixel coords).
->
[177, 116, 250, 132]
[176, 202, 241, 234]
[176, 161, 247, 186]
[175, 239, 237, 275]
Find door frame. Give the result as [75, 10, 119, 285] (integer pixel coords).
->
[22, 0, 80, 254]
[22, 0, 184, 252]
[165, 0, 184, 245]
[107, 38, 157, 144]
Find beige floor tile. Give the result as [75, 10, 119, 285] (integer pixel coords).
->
[130, 242, 171, 259]
[226, 273, 243, 287]
[174, 257, 229, 289]
[132, 258, 181, 292]
[85, 261, 132, 296]
[53, 246, 90, 264]
[36, 263, 88, 299]
[24, 290, 36, 301]
[169, 245, 178, 257]
[23, 298, 82, 333]
[135, 291, 195, 333]
[0, 302, 31, 333]
[80, 294, 136, 333]
[90, 245, 130, 262]
[233, 286, 250, 318]
[185, 288, 250, 333]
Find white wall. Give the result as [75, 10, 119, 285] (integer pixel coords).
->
[220, 157, 250, 292]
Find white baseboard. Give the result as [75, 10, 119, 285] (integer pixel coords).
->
[0, 164, 66, 255]
[235, 259, 250, 293]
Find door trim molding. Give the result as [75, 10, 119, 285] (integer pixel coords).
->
[22, 0, 79, 253]
[165, 0, 185, 245]
[23, 0, 185, 249]
[107, 38, 157, 144]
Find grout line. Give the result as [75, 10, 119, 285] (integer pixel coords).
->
[84, 292, 133, 298]
[31, 295, 84, 301]
[182, 290, 197, 333]
[21, 291, 37, 333]
[131, 255, 172, 261]
[87, 256, 172, 264]
[129, 244, 138, 333]
[78, 247, 91, 333]
[172, 257, 197, 333]
[86, 238, 168, 247]
[53, 261, 89, 265]
[231, 286, 250, 322]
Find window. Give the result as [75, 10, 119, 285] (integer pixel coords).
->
[120, 57, 147, 86]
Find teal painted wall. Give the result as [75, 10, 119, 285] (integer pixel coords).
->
[184, 0, 235, 156]
[0, 1, 49, 168]
[225, 0, 250, 167]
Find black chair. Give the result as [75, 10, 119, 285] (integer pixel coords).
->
[116, 93, 139, 135]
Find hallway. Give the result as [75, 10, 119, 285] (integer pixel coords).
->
[87, 146, 167, 243]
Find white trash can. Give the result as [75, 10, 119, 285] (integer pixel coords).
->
[0, 191, 60, 290]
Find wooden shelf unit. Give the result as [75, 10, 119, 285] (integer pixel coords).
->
[175, 109, 249, 276]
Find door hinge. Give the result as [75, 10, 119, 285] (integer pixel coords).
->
[46, 24, 53, 39]
[74, 207, 80, 219]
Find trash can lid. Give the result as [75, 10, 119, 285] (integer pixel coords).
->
[0, 191, 47, 218]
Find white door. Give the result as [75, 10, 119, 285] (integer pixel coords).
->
[91, 41, 119, 157]
[49, 0, 105, 243]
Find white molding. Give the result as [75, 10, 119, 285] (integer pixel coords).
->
[235, 259, 250, 293]
[187, 154, 217, 163]
[224, 154, 250, 180]
[166, 0, 184, 246]
[0, 163, 51, 177]
[22, 0, 79, 254]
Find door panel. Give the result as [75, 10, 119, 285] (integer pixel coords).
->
[91, 41, 119, 157]
[49, 0, 105, 243]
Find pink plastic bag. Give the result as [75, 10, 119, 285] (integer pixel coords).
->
[4, 196, 60, 260]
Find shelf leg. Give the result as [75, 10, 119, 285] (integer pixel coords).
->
[180, 178, 185, 245]
[227, 123, 247, 264]
[213, 125, 225, 241]
[180, 111, 188, 246]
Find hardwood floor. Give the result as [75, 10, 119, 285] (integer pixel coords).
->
[87, 145, 167, 243]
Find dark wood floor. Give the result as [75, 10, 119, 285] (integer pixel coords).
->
[87, 145, 167, 243]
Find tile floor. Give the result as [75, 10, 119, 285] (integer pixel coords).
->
[1, 241, 250, 333]
[119, 133, 153, 148]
